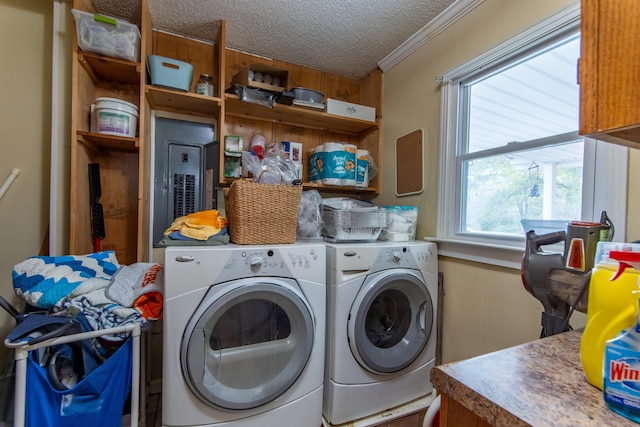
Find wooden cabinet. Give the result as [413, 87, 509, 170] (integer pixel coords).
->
[69, 0, 382, 262]
[437, 394, 491, 427]
[579, 0, 640, 147]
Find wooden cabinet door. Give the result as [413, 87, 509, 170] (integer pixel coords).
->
[580, 0, 640, 146]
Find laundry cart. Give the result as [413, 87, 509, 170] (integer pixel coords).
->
[5, 323, 141, 427]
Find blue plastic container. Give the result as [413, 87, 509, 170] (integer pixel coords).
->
[147, 55, 194, 92]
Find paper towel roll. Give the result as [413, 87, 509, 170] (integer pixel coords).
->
[343, 144, 357, 186]
[308, 144, 324, 182]
[356, 149, 369, 188]
[322, 142, 344, 186]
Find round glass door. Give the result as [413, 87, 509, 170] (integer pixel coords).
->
[348, 270, 433, 374]
[181, 279, 314, 409]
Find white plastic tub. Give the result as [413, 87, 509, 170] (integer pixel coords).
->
[94, 97, 138, 137]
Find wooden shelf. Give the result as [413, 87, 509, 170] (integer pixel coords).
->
[76, 131, 139, 152]
[219, 179, 377, 195]
[224, 94, 378, 135]
[77, 51, 141, 85]
[146, 85, 222, 116]
[303, 182, 377, 194]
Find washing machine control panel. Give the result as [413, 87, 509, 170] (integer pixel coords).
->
[216, 247, 323, 281]
[372, 245, 433, 271]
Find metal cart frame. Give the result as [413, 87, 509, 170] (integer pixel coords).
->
[5, 323, 141, 427]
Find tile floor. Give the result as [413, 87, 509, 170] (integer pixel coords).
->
[144, 391, 162, 427]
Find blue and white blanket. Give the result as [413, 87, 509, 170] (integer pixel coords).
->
[13, 251, 119, 309]
[12, 251, 150, 335]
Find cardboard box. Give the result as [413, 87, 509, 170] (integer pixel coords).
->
[325, 98, 376, 122]
[224, 151, 242, 178]
[232, 64, 288, 93]
[282, 141, 303, 179]
[225, 135, 245, 152]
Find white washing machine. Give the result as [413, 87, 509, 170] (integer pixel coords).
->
[162, 243, 326, 427]
[323, 241, 438, 425]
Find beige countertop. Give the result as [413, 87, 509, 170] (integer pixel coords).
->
[430, 330, 638, 426]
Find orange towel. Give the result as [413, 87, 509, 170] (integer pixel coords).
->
[164, 209, 228, 240]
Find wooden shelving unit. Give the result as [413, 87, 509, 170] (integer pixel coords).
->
[69, 0, 383, 262]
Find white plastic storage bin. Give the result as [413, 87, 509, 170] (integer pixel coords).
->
[147, 55, 194, 92]
[71, 9, 141, 62]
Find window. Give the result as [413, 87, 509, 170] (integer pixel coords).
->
[435, 4, 627, 268]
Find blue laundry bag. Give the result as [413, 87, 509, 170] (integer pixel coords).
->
[24, 337, 132, 427]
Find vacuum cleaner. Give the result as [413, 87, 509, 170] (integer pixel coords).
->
[521, 211, 613, 338]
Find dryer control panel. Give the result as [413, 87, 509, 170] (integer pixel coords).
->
[216, 246, 324, 283]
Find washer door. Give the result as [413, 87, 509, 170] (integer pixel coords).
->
[181, 278, 314, 410]
[348, 270, 433, 374]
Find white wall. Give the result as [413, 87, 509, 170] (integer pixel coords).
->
[379, 0, 598, 363]
[0, 0, 55, 357]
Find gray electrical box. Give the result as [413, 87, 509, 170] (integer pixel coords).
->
[153, 116, 218, 245]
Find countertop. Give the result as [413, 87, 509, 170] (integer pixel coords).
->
[430, 330, 638, 426]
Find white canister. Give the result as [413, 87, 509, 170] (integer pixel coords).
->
[94, 97, 139, 137]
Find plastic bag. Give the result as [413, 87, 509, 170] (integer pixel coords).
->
[297, 190, 324, 239]
[367, 154, 379, 180]
[242, 140, 300, 185]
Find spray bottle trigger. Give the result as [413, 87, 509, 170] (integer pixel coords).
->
[611, 262, 631, 281]
[609, 251, 640, 281]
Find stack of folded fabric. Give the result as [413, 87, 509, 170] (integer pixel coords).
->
[11, 251, 162, 340]
[106, 263, 163, 320]
[160, 209, 230, 246]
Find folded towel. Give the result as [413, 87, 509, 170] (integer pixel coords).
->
[157, 233, 230, 247]
[164, 209, 228, 241]
[105, 263, 164, 320]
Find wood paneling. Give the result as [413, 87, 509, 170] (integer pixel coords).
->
[153, 31, 217, 94]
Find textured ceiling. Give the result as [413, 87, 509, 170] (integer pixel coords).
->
[88, 0, 457, 79]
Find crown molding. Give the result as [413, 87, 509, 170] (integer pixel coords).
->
[378, 0, 485, 72]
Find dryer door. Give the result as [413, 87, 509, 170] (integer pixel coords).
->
[181, 278, 314, 410]
[348, 270, 433, 374]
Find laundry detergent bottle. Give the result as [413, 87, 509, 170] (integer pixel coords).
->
[581, 243, 640, 390]
[603, 250, 640, 422]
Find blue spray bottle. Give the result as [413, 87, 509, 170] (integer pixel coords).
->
[603, 250, 640, 422]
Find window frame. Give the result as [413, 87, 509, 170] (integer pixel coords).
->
[432, 3, 628, 269]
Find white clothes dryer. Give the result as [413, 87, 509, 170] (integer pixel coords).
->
[162, 243, 326, 427]
[323, 241, 438, 425]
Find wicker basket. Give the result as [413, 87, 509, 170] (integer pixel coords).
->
[225, 180, 303, 244]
